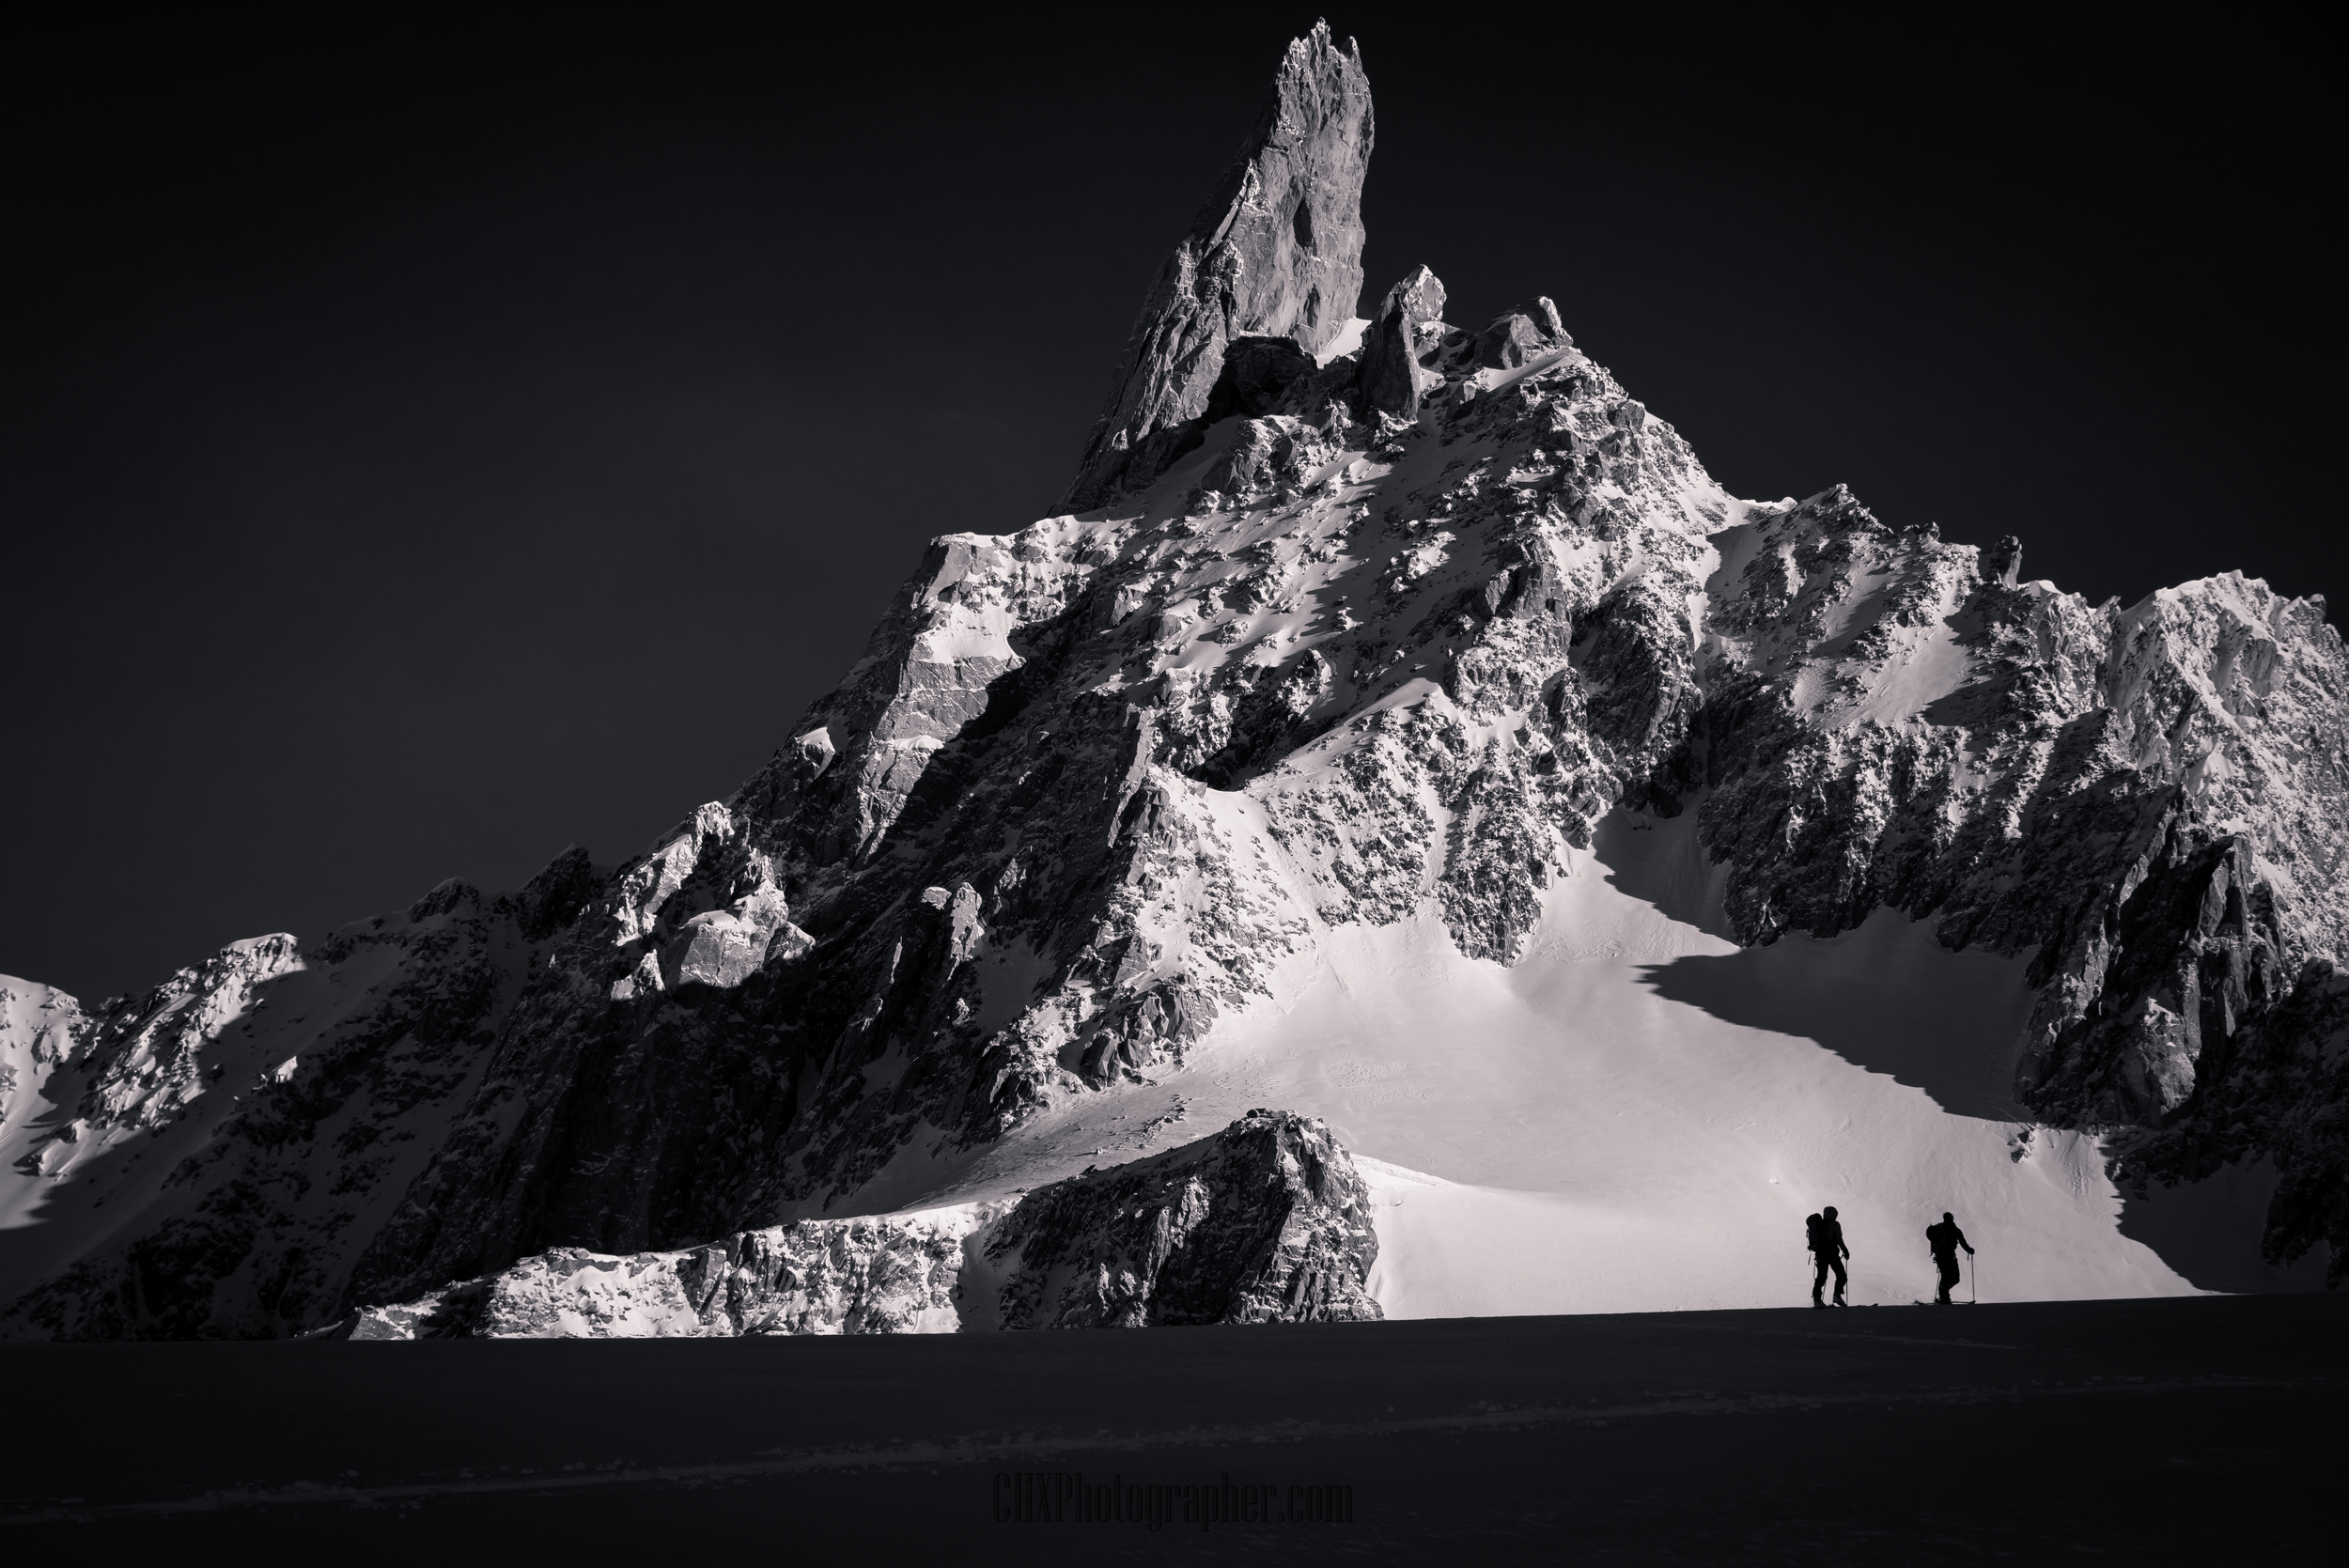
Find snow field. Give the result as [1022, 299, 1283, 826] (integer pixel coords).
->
[922, 810, 2221, 1317]
[1241, 815, 2203, 1313]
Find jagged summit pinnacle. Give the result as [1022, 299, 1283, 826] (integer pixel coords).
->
[1065, 21, 1373, 509]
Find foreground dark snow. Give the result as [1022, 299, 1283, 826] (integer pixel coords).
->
[3, 1295, 2341, 1562]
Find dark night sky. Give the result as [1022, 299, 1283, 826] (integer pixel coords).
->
[3, 4, 2341, 1002]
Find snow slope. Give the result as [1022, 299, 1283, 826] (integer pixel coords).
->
[836, 808, 2300, 1316]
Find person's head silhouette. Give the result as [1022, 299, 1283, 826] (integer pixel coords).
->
[1942, 1211, 1954, 1222]
[1823, 1205, 1838, 1219]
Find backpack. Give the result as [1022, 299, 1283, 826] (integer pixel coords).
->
[1804, 1213, 1825, 1252]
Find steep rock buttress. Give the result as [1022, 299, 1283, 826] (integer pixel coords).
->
[1064, 20, 1373, 510]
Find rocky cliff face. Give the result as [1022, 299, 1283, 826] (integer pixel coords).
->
[5, 23, 2346, 1338]
[983, 1109, 1379, 1327]
[336, 1110, 1376, 1336]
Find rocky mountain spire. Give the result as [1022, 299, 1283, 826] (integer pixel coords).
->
[1063, 21, 1373, 510]
[8, 24, 2349, 1341]
[1357, 264, 1447, 420]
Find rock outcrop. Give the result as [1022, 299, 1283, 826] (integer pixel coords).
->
[344, 1206, 985, 1339]
[1357, 264, 1449, 421]
[984, 1110, 1380, 1327]
[1064, 20, 1373, 509]
[335, 1110, 1378, 1336]
[0, 885, 541, 1339]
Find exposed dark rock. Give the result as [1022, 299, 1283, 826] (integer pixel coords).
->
[1983, 534, 2023, 586]
[514, 846, 601, 941]
[1, 901, 526, 1340]
[2020, 831, 2286, 1125]
[2037, 836, 2349, 1286]
[1475, 298, 1569, 368]
[1357, 263, 1447, 419]
[1192, 647, 1336, 789]
[985, 1110, 1382, 1327]
[1206, 334, 1317, 422]
[340, 1207, 979, 1339]
[1077, 979, 1213, 1086]
[2239, 967, 2349, 1283]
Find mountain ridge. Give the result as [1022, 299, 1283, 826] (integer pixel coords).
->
[3, 23, 2344, 1338]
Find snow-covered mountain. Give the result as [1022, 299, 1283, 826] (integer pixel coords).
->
[5, 22, 2344, 1338]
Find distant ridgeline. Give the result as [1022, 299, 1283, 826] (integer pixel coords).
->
[2, 21, 2343, 1338]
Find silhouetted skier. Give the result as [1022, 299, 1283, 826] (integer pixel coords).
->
[1926, 1212, 1974, 1304]
[1806, 1206, 1849, 1307]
